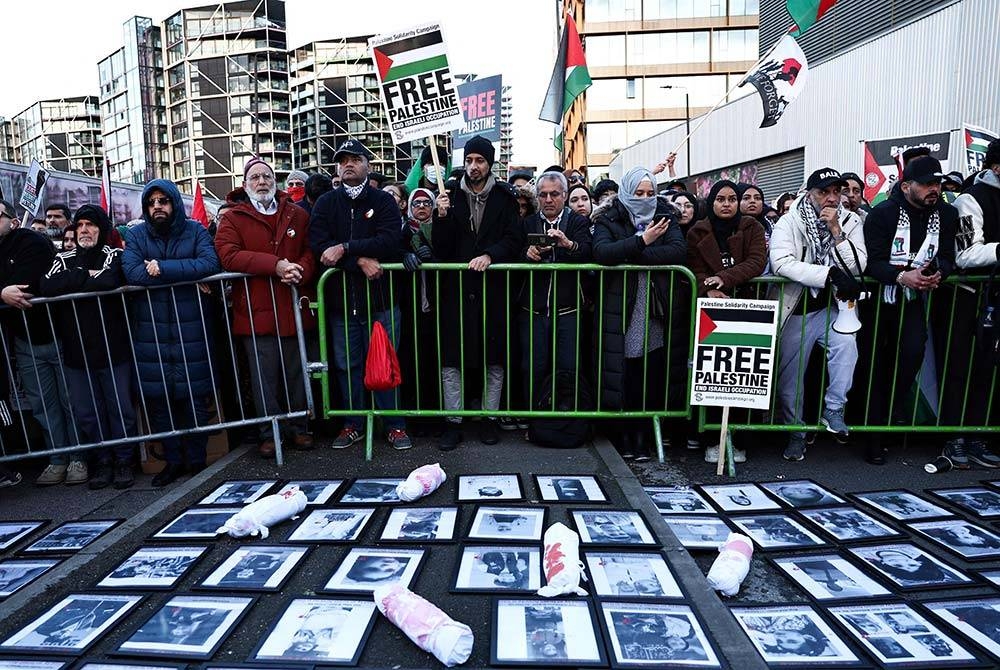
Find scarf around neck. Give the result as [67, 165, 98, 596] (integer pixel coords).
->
[619, 167, 657, 232]
[883, 203, 941, 304]
[460, 174, 496, 233]
[344, 182, 365, 200]
[799, 196, 837, 268]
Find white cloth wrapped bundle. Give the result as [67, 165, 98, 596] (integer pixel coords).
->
[706, 532, 753, 596]
[374, 584, 473, 667]
[216, 487, 307, 538]
[537, 522, 588, 597]
[396, 463, 447, 502]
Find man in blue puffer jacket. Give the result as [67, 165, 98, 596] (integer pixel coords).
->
[122, 179, 221, 487]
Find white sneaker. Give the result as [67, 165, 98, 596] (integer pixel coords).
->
[65, 460, 89, 485]
[704, 445, 747, 463]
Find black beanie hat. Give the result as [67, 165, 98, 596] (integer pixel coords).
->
[420, 144, 449, 167]
[985, 139, 1000, 170]
[593, 178, 618, 200]
[464, 135, 495, 168]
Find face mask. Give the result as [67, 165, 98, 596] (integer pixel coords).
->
[287, 185, 305, 201]
[423, 165, 441, 183]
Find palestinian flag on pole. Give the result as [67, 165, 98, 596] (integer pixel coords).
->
[539, 12, 591, 151]
[698, 307, 775, 349]
[965, 123, 999, 174]
[862, 143, 886, 204]
[788, 0, 839, 36]
[372, 29, 448, 83]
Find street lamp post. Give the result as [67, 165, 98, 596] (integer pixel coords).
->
[661, 85, 690, 178]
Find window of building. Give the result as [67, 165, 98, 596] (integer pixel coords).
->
[585, 35, 626, 67]
[729, 0, 760, 16]
[625, 78, 636, 99]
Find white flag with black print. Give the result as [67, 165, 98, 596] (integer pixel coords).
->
[740, 35, 809, 128]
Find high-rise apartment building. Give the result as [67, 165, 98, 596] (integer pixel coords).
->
[0, 120, 14, 164]
[11, 97, 103, 177]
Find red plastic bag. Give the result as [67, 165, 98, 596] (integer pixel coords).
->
[364, 321, 402, 391]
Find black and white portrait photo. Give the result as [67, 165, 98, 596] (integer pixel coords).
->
[454, 546, 541, 593]
[0, 593, 143, 654]
[731, 605, 859, 665]
[198, 546, 308, 591]
[600, 602, 720, 667]
[275, 480, 343, 505]
[910, 519, 1000, 561]
[23, 520, 120, 554]
[339, 478, 403, 504]
[924, 598, 1000, 660]
[117, 595, 252, 659]
[771, 554, 891, 601]
[585, 551, 682, 599]
[572, 510, 656, 546]
[322, 548, 424, 594]
[457, 474, 523, 501]
[98, 547, 207, 590]
[0, 661, 67, 670]
[380, 507, 458, 542]
[760, 480, 845, 508]
[197, 480, 275, 505]
[535, 475, 607, 503]
[853, 490, 952, 521]
[73, 662, 187, 670]
[286, 508, 375, 543]
[252, 598, 376, 664]
[469, 506, 546, 542]
[848, 543, 972, 590]
[829, 603, 977, 665]
[930, 486, 1000, 519]
[728, 514, 826, 551]
[0, 559, 60, 598]
[643, 487, 713, 514]
[698, 484, 782, 513]
[660, 516, 730, 550]
[493, 599, 605, 666]
[0, 521, 45, 551]
[798, 506, 902, 543]
[153, 509, 241, 540]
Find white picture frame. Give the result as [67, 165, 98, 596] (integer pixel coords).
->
[197, 480, 276, 505]
[286, 508, 376, 543]
[599, 601, 721, 667]
[584, 551, 682, 599]
[0, 593, 143, 655]
[321, 547, 425, 594]
[468, 506, 546, 542]
[251, 597, 376, 665]
[98, 546, 207, 590]
[379, 507, 458, 542]
[116, 594, 253, 660]
[731, 604, 861, 666]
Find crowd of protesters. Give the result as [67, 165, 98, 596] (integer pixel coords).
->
[1, 135, 999, 491]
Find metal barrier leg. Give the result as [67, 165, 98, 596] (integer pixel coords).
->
[652, 417, 664, 463]
[273, 417, 284, 466]
[365, 413, 374, 462]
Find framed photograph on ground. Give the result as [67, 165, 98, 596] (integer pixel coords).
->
[798, 506, 905, 544]
[0, 521, 46, 552]
[152, 509, 241, 540]
[0, 593, 143, 655]
[492, 598, 606, 667]
[197, 480, 275, 506]
[770, 553, 892, 602]
[977, 569, 1000, 587]
[928, 487, 1000, 519]
[339, 478, 403, 504]
[116, 594, 254, 660]
[847, 543, 974, 591]
[535, 475, 608, 503]
[250, 597, 376, 666]
[379, 507, 458, 542]
[909, 519, 1000, 562]
[598, 601, 721, 668]
[286, 508, 376, 543]
[730, 604, 863, 667]
[924, 597, 1000, 662]
[276, 480, 344, 506]
[760, 480, 846, 508]
[643, 487, 714, 514]
[729, 514, 827, 551]
[97, 546, 207, 590]
[197, 545, 309, 591]
[452, 545, 542, 593]
[573, 509, 657, 547]
[321, 547, 424, 595]
[584, 550, 682, 599]
[829, 602, 982, 667]
[22, 520, 121, 554]
[74, 661, 188, 670]
[0, 559, 60, 598]
[852, 490, 953, 521]
[457, 474, 523, 502]
[0, 660, 67, 670]
[698, 483, 781, 513]
[468, 506, 546, 542]
[659, 516, 731, 550]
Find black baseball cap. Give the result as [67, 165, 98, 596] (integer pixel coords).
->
[840, 172, 863, 188]
[902, 156, 945, 184]
[0, 200, 16, 220]
[333, 139, 375, 163]
[806, 168, 848, 190]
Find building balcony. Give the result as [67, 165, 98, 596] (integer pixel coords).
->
[586, 104, 712, 123]
[582, 15, 757, 36]
[589, 60, 755, 78]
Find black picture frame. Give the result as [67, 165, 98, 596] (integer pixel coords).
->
[151, 509, 243, 541]
[571, 509, 658, 547]
[828, 601, 988, 668]
[976, 569, 1000, 588]
[643, 487, 714, 515]
[851, 490, 954, 521]
[457, 474, 525, 502]
[797, 506, 906, 544]
[379, 507, 459, 543]
[767, 552, 893, 603]
[0, 558, 60, 599]
[730, 603, 865, 667]
[285, 508, 376, 544]
[534, 475, 609, 503]
[908, 519, 1000, 562]
[583, 550, 683, 600]
[927, 487, 1000, 520]
[658, 515, 732, 551]
[114, 594, 255, 661]
[199, 664, 314, 670]
[922, 597, 1000, 663]
[0, 592, 144, 656]
[196, 545, 310, 592]
[319, 547, 425, 595]
[451, 545, 543, 594]
[0, 520, 48, 553]
[196, 480, 277, 506]
[72, 660, 189, 670]
[21, 520, 122, 555]
[759, 479, 847, 508]
[338, 478, 404, 505]
[728, 514, 828, 552]
[0, 660, 67, 670]
[697, 483, 783, 513]
[597, 600, 722, 668]
[96, 546, 208, 591]
[467, 506, 547, 543]
[248, 597, 377, 666]
[847, 543, 975, 592]
[274, 480, 344, 506]
[491, 598, 607, 667]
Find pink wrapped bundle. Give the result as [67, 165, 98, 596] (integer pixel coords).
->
[396, 463, 447, 502]
[216, 487, 307, 539]
[373, 584, 473, 666]
[537, 522, 588, 597]
[706, 533, 753, 596]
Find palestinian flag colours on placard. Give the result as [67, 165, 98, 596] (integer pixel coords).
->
[539, 12, 591, 151]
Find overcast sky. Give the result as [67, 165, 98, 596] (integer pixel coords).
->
[3, 0, 560, 169]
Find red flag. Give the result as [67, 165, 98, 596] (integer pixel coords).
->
[99, 157, 112, 220]
[191, 181, 209, 228]
[863, 144, 886, 204]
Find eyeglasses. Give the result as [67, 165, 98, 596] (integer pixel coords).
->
[411, 199, 432, 207]
[538, 191, 564, 200]
[148, 197, 171, 206]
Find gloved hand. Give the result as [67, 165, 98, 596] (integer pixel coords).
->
[828, 266, 861, 300]
[403, 252, 422, 272]
[415, 244, 433, 261]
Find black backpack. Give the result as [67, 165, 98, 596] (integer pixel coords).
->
[978, 265, 1000, 366]
[527, 371, 593, 448]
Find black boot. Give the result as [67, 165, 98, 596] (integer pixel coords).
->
[865, 436, 887, 465]
[89, 461, 113, 490]
[633, 426, 653, 462]
[152, 463, 185, 488]
[617, 425, 636, 460]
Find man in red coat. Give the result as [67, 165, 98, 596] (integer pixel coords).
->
[215, 157, 316, 457]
